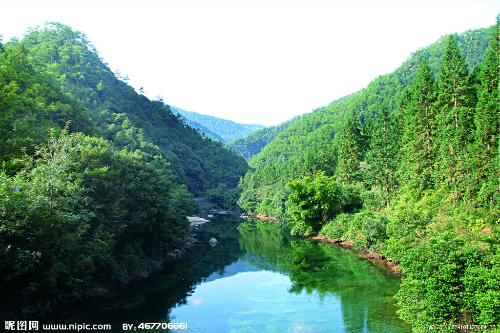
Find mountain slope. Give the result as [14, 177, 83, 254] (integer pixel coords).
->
[19, 23, 248, 197]
[172, 107, 264, 142]
[239, 26, 493, 217]
[170, 106, 225, 142]
[228, 118, 296, 159]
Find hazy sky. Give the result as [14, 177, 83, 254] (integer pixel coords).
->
[0, 0, 498, 125]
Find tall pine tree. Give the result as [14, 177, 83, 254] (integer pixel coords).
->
[365, 105, 399, 208]
[472, 25, 499, 207]
[335, 113, 362, 184]
[401, 59, 437, 191]
[435, 35, 475, 195]
[475, 25, 499, 154]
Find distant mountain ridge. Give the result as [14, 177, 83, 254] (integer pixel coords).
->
[171, 107, 265, 142]
[170, 106, 226, 142]
[229, 118, 296, 159]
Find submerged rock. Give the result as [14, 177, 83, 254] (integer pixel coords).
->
[208, 238, 218, 247]
[93, 285, 110, 296]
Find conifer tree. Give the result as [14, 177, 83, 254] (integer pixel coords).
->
[475, 26, 499, 154]
[435, 35, 475, 193]
[365, 106, 399, 207]
[472, 26, 499, 206]
[401, 60, 437, 191]
[335, 113, 362, 184]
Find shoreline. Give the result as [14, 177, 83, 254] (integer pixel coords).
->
[310, 235, 402, 276]
[248, 213, 279, 222]
[248, 214, 402, 276]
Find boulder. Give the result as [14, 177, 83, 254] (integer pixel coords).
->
[187, 216, 210, 226]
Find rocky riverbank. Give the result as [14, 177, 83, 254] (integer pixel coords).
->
[310, 235, 402, 276]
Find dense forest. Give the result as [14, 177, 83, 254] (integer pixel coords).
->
[238, 23, 499, 331]
[0, 23, 247, 314]
[171, 106, 264, 142]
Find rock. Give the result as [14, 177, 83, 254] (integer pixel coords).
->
[208, 238, 218, 246]
[187, 216, 210, 226]
[94, 285, 110, 295]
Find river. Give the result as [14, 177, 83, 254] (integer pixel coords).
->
[69, 215, 410, 332]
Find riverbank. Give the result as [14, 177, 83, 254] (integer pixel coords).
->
[248, 213, 278, 222]
[248, 214, 402, 276]
[310, 235, 402, 276]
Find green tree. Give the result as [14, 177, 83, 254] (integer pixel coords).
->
[365, 106, 399, 208]
[471, 25, 499, 207]
[335, 114, 362, 184]
[0, 131, 95, 314]
[286, 172, 343, 236]
[400, 60, 437, 191]
[435, 35, 475, 194]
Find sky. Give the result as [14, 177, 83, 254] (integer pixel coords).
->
[0, 0, 498, 126]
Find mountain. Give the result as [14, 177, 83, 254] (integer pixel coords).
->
[228, 118, 295, 159]
[171, 107, 264, 142]
[170, 106, 225, 142]
[239, 26, 493, 218]
[0, 23, 247, 314]
[237, 23, 499, 331]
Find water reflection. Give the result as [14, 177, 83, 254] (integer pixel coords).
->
[235, 221, 409, 333]
[68, 216, 409, 332]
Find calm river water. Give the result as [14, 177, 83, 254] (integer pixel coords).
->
[70, 216, 410, 333]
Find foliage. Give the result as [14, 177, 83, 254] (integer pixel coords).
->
[0, 130, 196, 313]
[205, 183, 241, 209]
[396, 230, 499, 332]
[285, 173, 343, 236]
[238, 25, 494, 219]
[285, 172, 365, 236]
[363, 105, 399, 208]
[398, 59, 437, 192]
[320, 210, 388, 251]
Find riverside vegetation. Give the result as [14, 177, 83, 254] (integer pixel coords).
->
[238, 22, 499, 331]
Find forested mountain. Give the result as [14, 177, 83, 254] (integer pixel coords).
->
[172, 107, 264, 142]
[228, 118, 295, 159]
[170, 106, 225, 142]
[238, 23, 499, 331]
[0, 23, 247, 314]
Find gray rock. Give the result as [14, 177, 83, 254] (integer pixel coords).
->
[208, 238, 218, 246]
